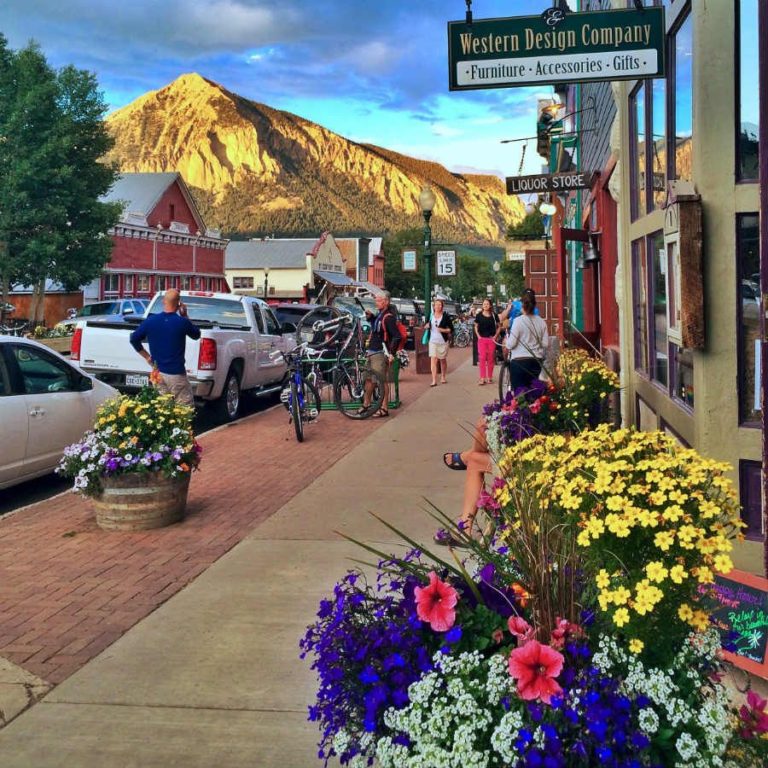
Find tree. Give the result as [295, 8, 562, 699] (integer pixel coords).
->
[506, 208, 545, 239]
[0, 37, 121, 324]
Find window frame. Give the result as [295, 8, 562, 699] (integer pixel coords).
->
[736, 212, 761, 426]
[735, 0, 760, 183]
[668, 8, 693, 183]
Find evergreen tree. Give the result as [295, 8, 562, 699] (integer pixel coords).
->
[506, 208, 545, 239]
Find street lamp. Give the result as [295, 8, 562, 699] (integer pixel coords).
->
[492, 260, 501, 308]
[263, 267, 270, 300]
[419, 185, 436, 315]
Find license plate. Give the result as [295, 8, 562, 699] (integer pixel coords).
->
[125, 374, 149, 388]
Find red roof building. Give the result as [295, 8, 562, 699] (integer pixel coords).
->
[97, 172, 228, 300]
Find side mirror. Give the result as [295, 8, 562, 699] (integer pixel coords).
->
[78, 375, 94, 392]
[123, 307, 134, 315]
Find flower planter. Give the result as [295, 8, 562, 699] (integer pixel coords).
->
[36, 336, 73, 355]
[92, 471, 191, 531]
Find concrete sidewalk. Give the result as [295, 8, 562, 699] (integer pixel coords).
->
[0, 352, 490, 766]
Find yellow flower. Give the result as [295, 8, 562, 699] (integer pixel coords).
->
[696, 566, 714, 584]
[123, 426, 132, 434]
[678, 603, 694, 622]
[596, 569, 611, 590]
[628, 639, 644, 654]
[690, 610, 710, 631]
[713, 554, 733, 574]
[613, 607, 630, 627]
[669, 565, 688, 584]
[612, 586, 632, 606]
[645, 561, 668, 584]
[654, 531, 675, 551]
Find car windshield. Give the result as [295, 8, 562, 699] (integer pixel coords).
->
[149, 296, 249, 328]
[79, 302, 119, 317]
[275, 307, 319, 324]
[333, 298, 365, 318]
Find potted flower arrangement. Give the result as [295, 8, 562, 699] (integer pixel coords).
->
[484, 349, 620, 456]
[58, 388, 202, 531]
[301, 423, 768, 767]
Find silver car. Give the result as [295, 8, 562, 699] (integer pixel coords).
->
[56, 299, 149, 333]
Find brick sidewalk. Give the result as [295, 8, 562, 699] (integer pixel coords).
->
[0, 352, 467, 686]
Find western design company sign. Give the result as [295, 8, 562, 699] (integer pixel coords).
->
[506, 172, 596, 195]
[448, 7, 665, 90]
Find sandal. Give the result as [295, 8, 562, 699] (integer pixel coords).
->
[443, 452, 467, 470]
[373, 408, 389, 418]
[430, 382, 437, 387]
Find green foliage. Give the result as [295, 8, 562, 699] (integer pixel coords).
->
[0, 36, 121, 316]
[507, 208, 545, 239]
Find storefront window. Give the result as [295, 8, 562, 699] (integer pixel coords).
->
[631, 83, 646, 219]
[651, 78, 666, 208]
[632, 238, 649, 373]
[123, 275, 134, 295]
[103, 273, 119, 295]
[737, 0, 759, 181]
[155, 275, 167, 291]
[738, 214, 760, 424]
[181, 275, 191, 290]
[673, 14, 693, 181]
[137, 275, 150, 293]
[650, 232, 668, 387]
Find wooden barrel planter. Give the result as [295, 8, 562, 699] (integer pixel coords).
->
[92, 471, 191, 531]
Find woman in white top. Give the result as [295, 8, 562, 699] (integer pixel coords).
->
[505, 289, 549, 391]
[423, 299, 452, 386]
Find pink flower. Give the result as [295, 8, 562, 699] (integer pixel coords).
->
[414, 571, 458, 632]
[492, 629, 505, 644]
[507, 616, 534, 643]
[739, 690, 768, 739]
[550, 618, 583, 649]
[508, 640, 564, 704]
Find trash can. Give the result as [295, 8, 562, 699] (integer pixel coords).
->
[414, 331, 431, 375]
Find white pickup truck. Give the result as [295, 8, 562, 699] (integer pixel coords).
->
[70, 291, 294, 420]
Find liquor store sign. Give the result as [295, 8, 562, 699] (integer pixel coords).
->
[506, 172, 595, 195]
[448, 7, 665, 90]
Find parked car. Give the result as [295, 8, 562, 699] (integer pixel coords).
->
[0, 335, 118, 490]
[71, 291, 296, 421]
[56, 299, 149, 333]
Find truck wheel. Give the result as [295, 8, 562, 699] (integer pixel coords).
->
[214, 368, 241, 421]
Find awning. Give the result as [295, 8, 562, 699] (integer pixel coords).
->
[355, 281, 385, 296]
[314, 270, 356, 286]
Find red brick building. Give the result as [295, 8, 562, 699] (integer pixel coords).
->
[96, 173, 228, 300]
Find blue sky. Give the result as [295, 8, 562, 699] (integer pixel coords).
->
[0, 0, 561, 177]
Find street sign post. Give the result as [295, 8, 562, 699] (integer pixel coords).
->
[436, 250, 457, 277]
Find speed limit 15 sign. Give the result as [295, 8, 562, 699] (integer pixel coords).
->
[436, 250, 457, 277]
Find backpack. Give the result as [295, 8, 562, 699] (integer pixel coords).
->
[383, 311, 408, 353]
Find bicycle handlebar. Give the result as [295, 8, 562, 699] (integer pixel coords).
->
[311, 313, 353, 332]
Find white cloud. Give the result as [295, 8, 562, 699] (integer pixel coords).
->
[431, 124, 463, 138]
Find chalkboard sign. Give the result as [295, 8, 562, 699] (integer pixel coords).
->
[704, 569, 768, 677]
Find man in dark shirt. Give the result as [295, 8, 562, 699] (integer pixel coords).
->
[129, 289, 201, 406]
[363, 291, 402, 417]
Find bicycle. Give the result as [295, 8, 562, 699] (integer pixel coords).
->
[295, 307, 385, 419]
[0, 320, 29, 337]
[273, 342, 323, 442]
[452, 319, 472, 348]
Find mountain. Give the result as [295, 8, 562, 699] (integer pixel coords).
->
[104, 73, 524, 244]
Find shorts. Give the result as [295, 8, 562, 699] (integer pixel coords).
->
[429, 341, 448, 360]
[157, 373, 195, 407]
[367, 351, 394, 382]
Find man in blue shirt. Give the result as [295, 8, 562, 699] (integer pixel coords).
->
[129, 289, 201, 406]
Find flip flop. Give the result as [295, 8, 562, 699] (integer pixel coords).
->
[373, 408, 389, 418]
[430, 383, 437, 387]
[443, 452, 467, 470]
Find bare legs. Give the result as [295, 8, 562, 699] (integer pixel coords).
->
[430, 356, 448, 385]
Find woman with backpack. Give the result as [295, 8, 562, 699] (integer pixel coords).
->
[505, 289, 549, 391]
[423, 299, 452, 386]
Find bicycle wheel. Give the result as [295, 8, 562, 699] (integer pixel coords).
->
[295, 307, 347, 350]
[334, 364, 383, 419]
[301, 378, 321, 423]
[498, 361, 512, 401]
[290, 379, 304, 442]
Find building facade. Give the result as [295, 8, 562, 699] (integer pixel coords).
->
[225, 233, 359, 303]
[552, 1, 764, 566]
[96, 173, 229, 301]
